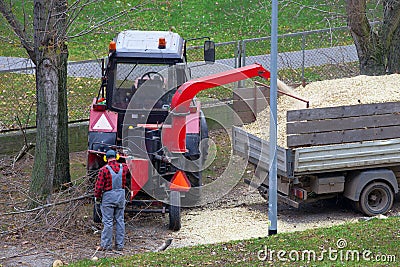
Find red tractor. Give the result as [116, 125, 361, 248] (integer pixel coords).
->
[88, 30, 271, 230]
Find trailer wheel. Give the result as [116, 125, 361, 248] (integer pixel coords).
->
[168, 191, 181, 231]
[358, 182, 394, 216]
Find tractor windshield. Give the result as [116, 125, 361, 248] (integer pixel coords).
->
[111, 62, 168, 110]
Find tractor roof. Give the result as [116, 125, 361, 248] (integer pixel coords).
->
[113, 30, 185, 63]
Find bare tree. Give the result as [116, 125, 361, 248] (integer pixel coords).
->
[347, 0, 400, 75]
[0, 0, 70, 203]
[0, 0, 145, 204]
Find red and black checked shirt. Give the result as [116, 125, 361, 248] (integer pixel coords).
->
[94, 160, 129, 198]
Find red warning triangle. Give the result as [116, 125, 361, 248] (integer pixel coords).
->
[93, 114, 113, 130]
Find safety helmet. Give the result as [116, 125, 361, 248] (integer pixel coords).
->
[105, 149, 116, 159]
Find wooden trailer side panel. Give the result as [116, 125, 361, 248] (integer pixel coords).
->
[287, 102, 400, 148]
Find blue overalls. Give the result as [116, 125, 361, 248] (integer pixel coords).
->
[100, 164, 125, 250]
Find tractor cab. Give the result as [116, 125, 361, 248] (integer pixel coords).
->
[105, 30, 187, 113]
[88, 30, 213, 159]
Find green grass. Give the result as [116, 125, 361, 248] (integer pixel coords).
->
[0, 0, 349, 60]
[0, 0, 359, 128]
[69, 217, 399, 266]
[0, 73, 97, 130]
[0, 61, 361, 130]
[0, 71, 242, 129]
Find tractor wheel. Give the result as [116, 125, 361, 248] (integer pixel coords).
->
[168, 191, 181, 231]
[358, 182, 394, 216]
[184, 172, 202, 206]
[199, 110, 209, 166]
[93, 203, 102, 223]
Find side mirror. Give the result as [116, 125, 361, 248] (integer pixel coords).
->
[204, 40, 215, 63]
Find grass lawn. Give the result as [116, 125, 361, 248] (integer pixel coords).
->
[0, 71, 238, 129]
[0, 62, 360, 130]
[0, 0, 349, 60]
[0, 0, 360, 129]
[69, 216, 399, 266]
[0, 73, 97, 130]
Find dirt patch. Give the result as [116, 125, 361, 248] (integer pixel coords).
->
[171, 180, 400, 249]
[1, 140, 399, 267]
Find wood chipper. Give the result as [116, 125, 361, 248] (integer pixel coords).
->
[87, 30, 271, 230]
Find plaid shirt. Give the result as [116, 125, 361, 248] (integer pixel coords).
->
[94, 160, 129, 198]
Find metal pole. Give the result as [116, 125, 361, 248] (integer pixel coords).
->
[302, 34, 305, 84]
[268, 0, 278, 236]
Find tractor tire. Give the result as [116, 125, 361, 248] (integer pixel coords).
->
[358, 182, 394, 216]
[184, 172, 202, 207]
[183, 110, 208, 206]
[168, 191, 181, 231]
[199, 110, 209, 166]
[93, 203, 102, 223]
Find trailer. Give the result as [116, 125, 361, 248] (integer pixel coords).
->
[233, 101, 400, 216]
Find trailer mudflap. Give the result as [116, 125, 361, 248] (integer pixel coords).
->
[244, 178, 299, 208]
[255, 167, 290, 195]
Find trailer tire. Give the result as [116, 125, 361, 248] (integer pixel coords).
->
[169, 191, 181, 231]
[358, 182, 394, 216]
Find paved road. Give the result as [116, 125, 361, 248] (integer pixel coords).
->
[0, 44, 358, 79]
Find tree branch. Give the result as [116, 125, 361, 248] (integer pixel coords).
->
[68, 3, 148, 39]
[0, 0, 36, 63]
[0, 194, 93, 216]
[382, 0, 400, 51]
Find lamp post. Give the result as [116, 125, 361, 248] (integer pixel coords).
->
[268, 0, 278, 236]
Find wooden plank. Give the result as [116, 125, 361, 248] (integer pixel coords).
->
[287, 125, 400, 147]
[287, 113, 400, 134]
[287, 102, 400, 122]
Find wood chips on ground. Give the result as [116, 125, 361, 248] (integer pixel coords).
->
[242, 74, 400, 147]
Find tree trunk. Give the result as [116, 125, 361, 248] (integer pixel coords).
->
[29, 0, 70, 203]
[53, 46, 70, 190]
[346, 0, 385, 75]
[347, 0, 400, 75]
[383, 0, 400, 73]
[53, 0, 71, 190]
[386, 25, 400, 73]
[30, 57, 58, 202]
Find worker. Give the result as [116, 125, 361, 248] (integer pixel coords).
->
[94, 149, 129, 251]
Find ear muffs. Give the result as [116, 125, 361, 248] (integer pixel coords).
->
[103, 153, 120, 162]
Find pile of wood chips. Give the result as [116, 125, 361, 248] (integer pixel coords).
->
[242, 74, 400, 147]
